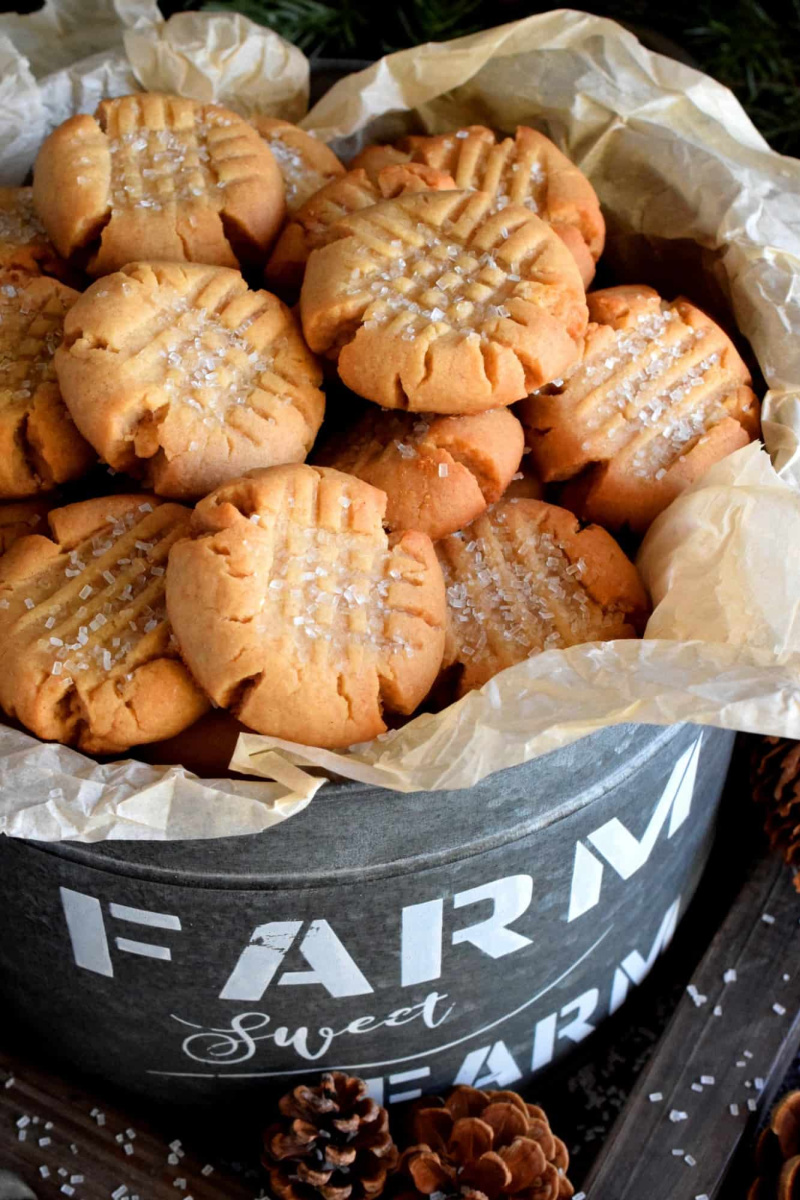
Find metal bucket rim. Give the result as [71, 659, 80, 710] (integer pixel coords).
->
[13, 723, 702, 890]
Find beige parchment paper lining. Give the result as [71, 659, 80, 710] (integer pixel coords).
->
[1, 3, 800, 837]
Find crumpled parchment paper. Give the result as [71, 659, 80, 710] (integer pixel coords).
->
[1, 3, 800, 837]
[0, 0, 308, 188]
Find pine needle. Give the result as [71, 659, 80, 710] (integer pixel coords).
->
[185, 0, 800, 157]
[199, 0, 367, 54]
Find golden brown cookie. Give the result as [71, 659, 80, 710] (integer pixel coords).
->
[352, 125, 605, 286]
[437, 497, 649, 696]
[252, 116, 345, 212]
[33, 93, 285, 277]
[0, 187, 72, 280]
[55, 261, 325, 500]
[265, 162, 456, 296]
[0, 497, 55, 557]
[519, 285, 760, 533]
[300, 189, 588, 414]
[316, 407, 524, 539]
[0, 270, 95, 499]
[166, 464, 446, 749]
[502, 454, 544, 501]
[0, 494, 208, 753]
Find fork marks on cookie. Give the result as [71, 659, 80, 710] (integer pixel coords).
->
[438, 498, 647, 695]
[339, 192, 569, 342]
[249, 469, 428, 662]
[7, 503, 186, 690]
[100, 94, 256, 216]
[439, 510, 593, 665]
[0, 282, 67, 397]
[522, 288, 758, 500]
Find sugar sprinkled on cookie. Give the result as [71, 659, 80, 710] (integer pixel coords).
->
[55, 262, 325, 500]
[0, 494, 208, 753]
[316, 406, 524, 539]
[251, 116, 345, 212]
[0, 187, 71, 280]
[33, 93, 285, 276]
[437, 497, 649, 696]
[354, 125, 605, 286]
[265, 162, 457, 296]
[519, 284, 760, 532]
[301, 189, 588, 414]
[166, 463, 446, 749]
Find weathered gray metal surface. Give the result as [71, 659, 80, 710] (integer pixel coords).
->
[0, 723, 734, 1115]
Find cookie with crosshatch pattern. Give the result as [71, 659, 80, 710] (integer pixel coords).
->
[33, 93, 285, 277]
[518, 285, 760, 533]
[251, 116, 345, 213]
[265, 161, 457, 295]
[437, 497, 649, 697]
[0, 494, 208, 753]
[300, 189, 588, 414]
[55, 261, 325, 501]
[166, 464, 446, 749]
[315, 406, 524, 540]
[0, 270, 95, 499]
[351, 124, 605, 287]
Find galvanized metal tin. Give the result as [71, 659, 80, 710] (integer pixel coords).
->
[0, 722, 733, 1114]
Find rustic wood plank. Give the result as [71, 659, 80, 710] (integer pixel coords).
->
[581, 851, 800, 1198]
[0, 1050, 256, 1200]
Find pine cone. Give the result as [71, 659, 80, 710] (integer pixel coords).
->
[264, 1072, 399, 1200]
[752, 738, 800, 890]
[749, 1091, 800, 1199]
[396, 1085, 573, 1200]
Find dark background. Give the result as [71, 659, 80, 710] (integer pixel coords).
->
[2, 0, 799, 158]
[167, 0, 799, 157]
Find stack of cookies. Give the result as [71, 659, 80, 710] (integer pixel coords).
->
[0, 92, 760, 756]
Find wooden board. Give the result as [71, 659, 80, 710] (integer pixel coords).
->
[0, 1051, 256, 1200]
[582, 851, 800, 1198]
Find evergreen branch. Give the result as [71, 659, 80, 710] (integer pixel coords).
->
[181, 0, 800, 156]
[199, 0, 367, 54]
[391, 0, 484, 49]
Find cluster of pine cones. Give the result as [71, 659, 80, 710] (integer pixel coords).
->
[263, 1074, 573, 1200]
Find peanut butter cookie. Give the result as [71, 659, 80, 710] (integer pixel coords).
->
[502, 455, 544, 501]
[252, 116, 345, 212]
[316, 406, 524, 539]
[265, 162, 456, 296]
[301, 189, 587, 413]
[0, 494, 208, 753]
[0, 270, 94, 498]
[437, 497, 648, 696]
[352, 125, 605, 286]
[33, 93, 285, 276]
[519, 285, 760, 533]
[55, 262, 325, 500]
[166, 464, 446, 749]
